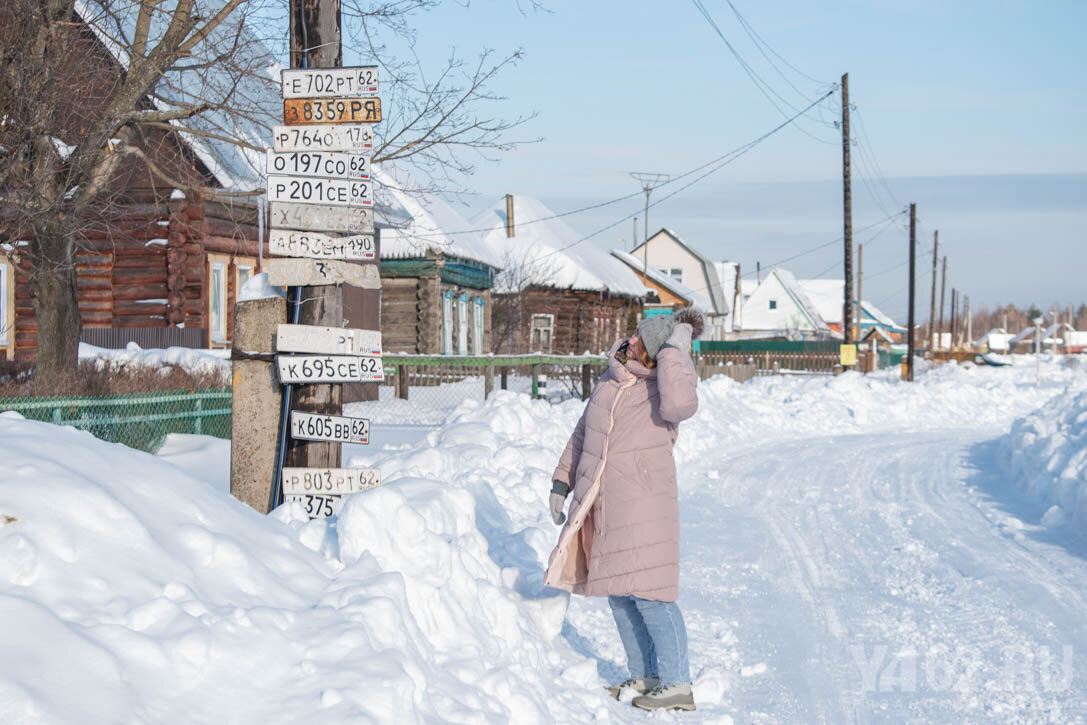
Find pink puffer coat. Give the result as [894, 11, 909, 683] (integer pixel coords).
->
[543, 337, 698, 601]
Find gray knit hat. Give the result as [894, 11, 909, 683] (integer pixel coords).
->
[636, 315, 676, 360]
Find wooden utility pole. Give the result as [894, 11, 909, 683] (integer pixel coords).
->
[965, 295, 972, 345]
[928, 230, 939, 351]
[286, 0, 344, 470]
[841, 73, 854, 351]
[950, 288, 957, 350]
[907, 203, 916, 381]
[856, 243, 863, 338]
[938, 256, 947, 350]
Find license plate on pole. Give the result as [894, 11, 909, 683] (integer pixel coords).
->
[277, 323, 382, 356]
[272, 125, 374, 153]
[281, 67, 379, 98]
[276, 354, 385, 384]
[269, 229, 375, 260]
[290, 411, 370, 444]
[267, 175, 372, 207]
[267, 150, 370, 180]
[269, 202, 374, 234]
[283, 97, 382, 125]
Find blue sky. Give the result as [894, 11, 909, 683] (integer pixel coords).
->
[348, 1, 1087, 322]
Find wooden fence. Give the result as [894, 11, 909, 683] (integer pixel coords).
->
[696, 350, 840, 374]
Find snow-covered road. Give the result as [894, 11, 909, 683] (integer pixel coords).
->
[567, 421, 1087, 723]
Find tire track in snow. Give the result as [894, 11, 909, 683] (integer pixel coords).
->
[681, 429, 1087, 723]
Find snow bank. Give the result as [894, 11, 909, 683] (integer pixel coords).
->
[678, 355, 1087, 463]
[0, 397, 589, 723]
[1007, 388, 1087, 526]
[79, 342, 231, 380]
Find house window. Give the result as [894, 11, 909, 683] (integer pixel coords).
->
[457, 294, 469, 355]
[442, 291, 454, 354]
[769, 299, 777, 310]
[0, 260, 11, 351]
[210, 259, 227, 342]
[659, 267, 683, 283]
[236, 260, 255, 293]
[472, 297, 485, 355]
[531, 313, 554, 353]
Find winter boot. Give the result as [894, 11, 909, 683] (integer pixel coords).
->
[605, 676, 659, 700]
[631, 683, 696, 711]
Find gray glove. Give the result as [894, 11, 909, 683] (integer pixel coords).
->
[550, 481, 569, 525]
[662, 322, 693, 354]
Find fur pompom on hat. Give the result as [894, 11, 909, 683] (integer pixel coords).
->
[673, 306, 706, 340]
[636, 307, 706, 359]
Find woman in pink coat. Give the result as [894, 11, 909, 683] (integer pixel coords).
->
[545, 307, 703, 712]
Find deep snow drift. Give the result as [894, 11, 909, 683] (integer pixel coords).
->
[2, 355, 1085, 723]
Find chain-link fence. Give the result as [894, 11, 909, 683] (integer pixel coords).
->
[343, 355, 609, 426]
[0, 388, 232, 452]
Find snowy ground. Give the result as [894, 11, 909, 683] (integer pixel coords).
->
[2, 355, 1086, 723]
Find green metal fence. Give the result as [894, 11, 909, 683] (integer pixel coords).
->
[0, 388, 232, 452]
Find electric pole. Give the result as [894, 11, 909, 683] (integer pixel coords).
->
[287, 0, 344, 470]
[841, 73, 854, 350]
[938, 256, 947, 351]
[929, 230, 938, 351]
[629, 172, 670, 246]
[907, 203, 916, 381]
[950, 288, 957, 350]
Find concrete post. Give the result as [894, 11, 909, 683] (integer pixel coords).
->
[229, 294, 286, 513]
[484, 365, 494, 399]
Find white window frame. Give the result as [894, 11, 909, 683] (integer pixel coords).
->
[0, 261, 10, 349]
[472, 297, 485, 355]
[442, 291, 454, 355]
[210, 260, 227, 343]
[531, 313, 554, 353]
[236, 261, 255, 293]
[457, 294, 469, 355]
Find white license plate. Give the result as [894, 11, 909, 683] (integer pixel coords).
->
[285, 493, 341, 519]
[267, 150, 370, 180]
[269, 202, 374, 234]
[282, 467, 381, 496]
[277, 354, 384, 383]
[268, 229, 375, 260]
[277, 323, 382, 356]
[272, 125, 374, 153]
[281, 67, 379, 98]
[290, 411, 370, 444]
[267, 176, 372, 207]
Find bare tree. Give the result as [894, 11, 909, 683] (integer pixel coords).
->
[490, 247, 560, 354]
[1, 0, 537, 384]
[0, 0, 273, 386]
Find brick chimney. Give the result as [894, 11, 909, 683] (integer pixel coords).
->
[505, 194, 515, 238]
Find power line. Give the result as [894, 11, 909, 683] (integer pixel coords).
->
[401, 88, 834, 243]
[690, 0, 838, 145]
[723, 0, 832, 87]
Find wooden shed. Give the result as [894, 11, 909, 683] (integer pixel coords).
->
[0, 4, 277, 362]
[373, 181, 497, 355]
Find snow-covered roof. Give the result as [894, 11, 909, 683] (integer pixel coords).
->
[609, 249, 711, 309]
[470, 196, 645, 297]
[75, 0, 278, 192]
[797, 279, 844, 325]
[743, 267, 830, 334]
[860, 300, 904, 332]
[375, 171, 493, 267]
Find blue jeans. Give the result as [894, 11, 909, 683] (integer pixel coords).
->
[608, 595, 691, 686]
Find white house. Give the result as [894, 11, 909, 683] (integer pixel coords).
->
[630, 229, 734, 337]
[741, 268, 835, 339]
[974, 328, 1012, 353]
[797, 279, 906, 340]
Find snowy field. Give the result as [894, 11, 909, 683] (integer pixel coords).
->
[2, 355, 1087, 723]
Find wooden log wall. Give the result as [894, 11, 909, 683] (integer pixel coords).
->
[512, 288, 640, 355]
